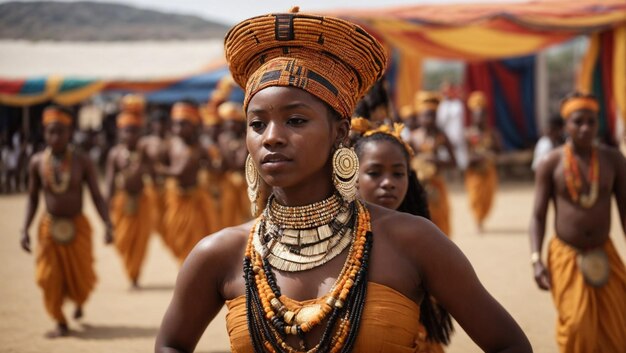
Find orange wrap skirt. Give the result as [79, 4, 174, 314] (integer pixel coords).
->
[548, 237, 626, 353]
[35, 213, 96, 323]
[464, 162, 497, 226]
[162, 179, 213, 263]
[110, 186, 155, 282]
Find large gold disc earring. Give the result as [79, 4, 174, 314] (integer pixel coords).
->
[245, 154, 260, 216]
[332, 145, 359, 202]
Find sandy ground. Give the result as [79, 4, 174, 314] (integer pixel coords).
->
[1, 180, 625, 353]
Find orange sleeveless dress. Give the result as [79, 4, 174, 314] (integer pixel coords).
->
[225, 282, 444, 353]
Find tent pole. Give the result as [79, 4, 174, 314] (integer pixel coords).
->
[535, 50, 548, 137]
[22, 106, 30, 141]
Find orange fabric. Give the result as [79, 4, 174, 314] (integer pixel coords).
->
[560, 97, 599, 119]
[425, 175, 451, 237]
[162, 179, 213, 263]
[42, 107, 72, 126]
[197, 169, 223, 234]
[464, 161, 497, 225]
[225, 11, 387, 119]
[116, 112, 143, 128]
[226, 282, 444, 353]
[219, 172, 251, 227]
[153, 183, 167, 240]
[171, 102, 201, 125]
[547, 237, 626, 353]
[110, 187, 156, 282]
[35, 213, 96, 324]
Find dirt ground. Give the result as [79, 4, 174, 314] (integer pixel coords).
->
[1, 180, 625, 353]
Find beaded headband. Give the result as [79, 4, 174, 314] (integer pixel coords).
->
[116, 112, 143, 128]
[171, 102, 201, 124]
[42, 107, 72, 126]
[468, 91, 487, 110]
[561, 96, 599, 119]
[224, 8, 387, 119]
[363, 123, 414, 158]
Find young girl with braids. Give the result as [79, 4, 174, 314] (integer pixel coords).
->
[354, 124, 450, 352]
[156, 8, 531, 353]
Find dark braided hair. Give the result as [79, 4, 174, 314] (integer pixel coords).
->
[354, 131, 454, 345]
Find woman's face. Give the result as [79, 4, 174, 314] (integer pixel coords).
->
[357, 139, 409, 210]
[246, 86, 345, 189]
[418, 109, 437, 128]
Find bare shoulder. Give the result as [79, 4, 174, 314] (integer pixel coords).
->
[29, 151, 44, 167]
[598, 143, 626, 163]
[184, 220, 254, 277]
[368, 202, 450, 258]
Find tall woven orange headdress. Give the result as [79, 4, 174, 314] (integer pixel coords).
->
[224, 8, 387, 119]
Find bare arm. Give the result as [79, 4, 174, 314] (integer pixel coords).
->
[155, 231, 238, 353]
[611, 150, 626, 235]
[82, 153, 113, 244]
[406, 219, 531, 352]
[528, 151, 558, 290]
[20, 156, 42, 253]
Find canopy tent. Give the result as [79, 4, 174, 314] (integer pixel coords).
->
[1, 0, 624, 146]
[331, 0, 626, 145]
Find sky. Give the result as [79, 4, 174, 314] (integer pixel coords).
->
[0, 0, 527, 24]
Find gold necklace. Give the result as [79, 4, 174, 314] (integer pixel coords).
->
[43, 146, 73, 194]
[254, 195, 355, 272]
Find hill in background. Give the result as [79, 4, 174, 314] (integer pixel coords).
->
[0, 1, 230, 41]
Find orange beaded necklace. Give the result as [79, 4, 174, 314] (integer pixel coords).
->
[43, 146, 73, 194]
[563, 143, 599, 208]
[244, 200, 372, 353]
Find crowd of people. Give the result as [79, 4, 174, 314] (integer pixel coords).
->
[7, 7, 626, 353]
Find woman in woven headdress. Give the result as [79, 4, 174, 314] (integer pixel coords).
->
[156, 9, 530, 353]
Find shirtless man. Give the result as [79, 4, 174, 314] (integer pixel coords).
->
[409, 91, 457, 236]
[106, 112, 154, 288]
[158, 101, 213, 263]
[530, 92, 626, 352]
[217, 101, 250, 226]
[20, 106, 113, 337]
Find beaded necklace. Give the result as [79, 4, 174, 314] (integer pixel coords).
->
[43, 146, 73, 194]
[244, 200, 372, 353]
[563, 143, 599, 208]
[255, 194, 354, 272]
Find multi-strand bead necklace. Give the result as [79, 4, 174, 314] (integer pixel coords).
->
[244, 195, 372, 353]
[563, 143, 599, 208]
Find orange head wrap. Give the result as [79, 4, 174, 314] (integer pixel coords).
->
[224, 7, 387, 120]
[467, 91, 487, 110]
[560, 95, 599, 119]
[218, 101, 245, 122]
[116, 112, 143, 129]
[415, 91, 441, 114]
[42, 106, 72, 126]
[363, 123, 414, 158]
[171, 102, 201, 125]
[121, 94, 146, 115]
[350, 117, 370, 134]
